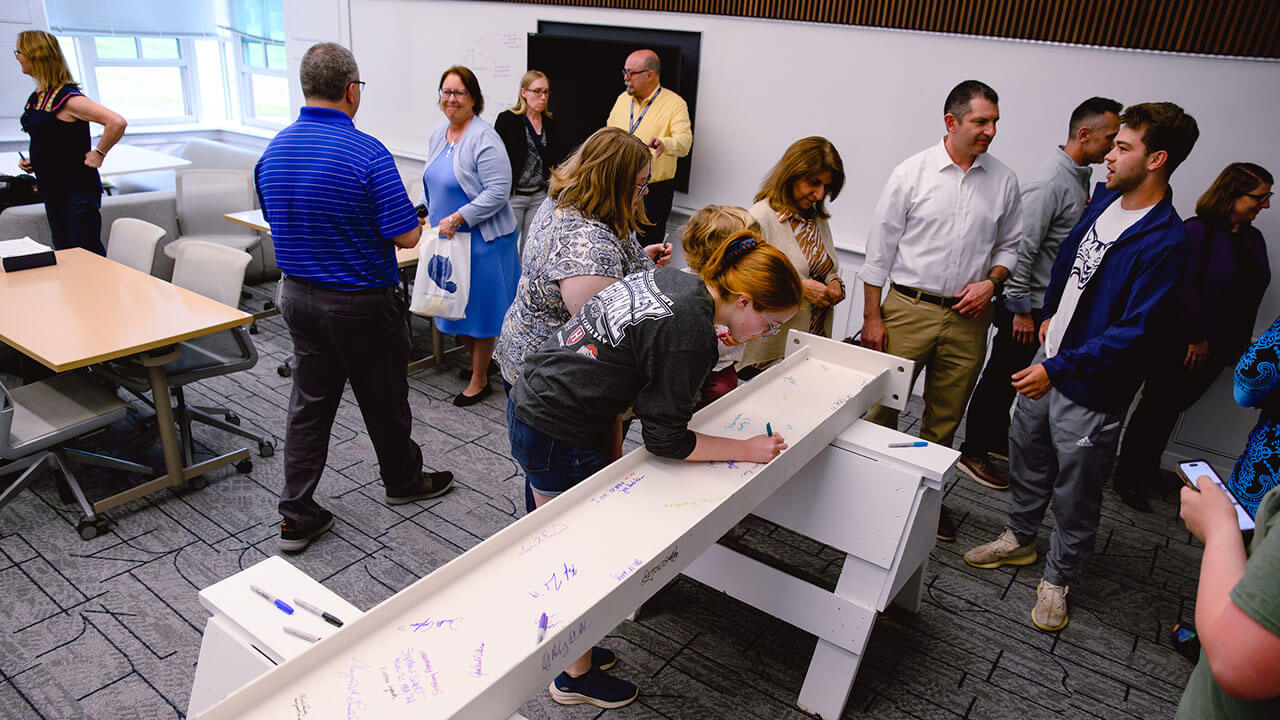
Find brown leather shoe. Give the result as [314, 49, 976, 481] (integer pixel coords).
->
[958, 454, 1010, 490]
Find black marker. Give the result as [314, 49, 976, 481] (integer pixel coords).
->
[294, 597, 344, 627]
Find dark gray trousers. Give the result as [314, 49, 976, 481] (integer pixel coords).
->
[278, 278, 422, 526]
[1006, 350, 1124, 586]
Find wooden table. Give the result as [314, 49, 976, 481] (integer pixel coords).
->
[1, 143, 191, 178]
[0, 248, 253, 521]
[224, 210, 458, 372]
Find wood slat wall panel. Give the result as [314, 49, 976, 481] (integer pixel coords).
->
[493, 0, 1278, 59]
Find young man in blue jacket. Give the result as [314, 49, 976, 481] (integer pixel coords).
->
[963, 102, 1199, 631]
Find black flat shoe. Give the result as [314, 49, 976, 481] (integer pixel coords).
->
[453, 383, 492, 407]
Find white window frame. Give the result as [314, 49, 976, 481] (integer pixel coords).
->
[232, 34, 289, 130]
[67, 35, 200, 125]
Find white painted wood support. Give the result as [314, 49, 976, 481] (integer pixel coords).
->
[685, 415, 955, 719]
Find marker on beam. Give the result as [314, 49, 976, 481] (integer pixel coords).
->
[250, 584, 293, 614]
[888, 441, 928, 448]
[295, 597, 344, 627]
[283, 626, 321, 643]
[536, 612, 548, 644]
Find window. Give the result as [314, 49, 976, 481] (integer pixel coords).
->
[66, 35, 197, 124]
[237, 36, 289, 127]
[230, 0, 288, 128]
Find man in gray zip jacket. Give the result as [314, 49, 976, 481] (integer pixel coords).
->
[958, 97, 1122, 490]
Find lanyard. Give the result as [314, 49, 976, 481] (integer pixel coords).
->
[628, 87, 661, 135]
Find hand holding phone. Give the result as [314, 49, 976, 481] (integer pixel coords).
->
[1177, 459, 1255, 531]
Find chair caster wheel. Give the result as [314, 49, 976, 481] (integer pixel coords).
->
[189, 475, 208, 490]
[77, 518, 108, 540]
[249, 323, 260, 335]
[277, 364, 292, 377]
[259, 440, 275, 457]
[225, 412, 241, 425]
[264, 300, 275, 311]
[236, 459, 253, 474]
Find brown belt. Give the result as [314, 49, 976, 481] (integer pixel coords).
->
[892, 283, 959, 308]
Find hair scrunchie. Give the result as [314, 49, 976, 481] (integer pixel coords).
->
[724, 236, 758, 263]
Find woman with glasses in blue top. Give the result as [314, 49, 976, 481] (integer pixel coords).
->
[423, 65, 521, 406]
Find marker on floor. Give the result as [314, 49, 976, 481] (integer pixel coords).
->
[888, 441, 928, 448]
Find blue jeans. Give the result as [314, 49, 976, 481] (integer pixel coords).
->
[507, 395, 609, 512]
[44, 192, 104, 255]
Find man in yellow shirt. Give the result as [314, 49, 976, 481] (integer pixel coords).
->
[606, 48, 693, 245]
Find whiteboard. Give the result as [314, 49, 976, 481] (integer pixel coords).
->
[195, 335, 913, 719]
[349, 1, 528, 158]
[340, 0, 1279, 274]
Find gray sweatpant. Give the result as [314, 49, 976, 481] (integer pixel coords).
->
[1006, 350, 1124, 587]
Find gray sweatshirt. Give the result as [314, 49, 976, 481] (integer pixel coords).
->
[1004, 146, 1094, 314]
[512, 267, 718, 459]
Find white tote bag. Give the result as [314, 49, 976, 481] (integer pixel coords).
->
[409, 227, 470, 320]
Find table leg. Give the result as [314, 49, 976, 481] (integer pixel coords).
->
[90, 348, 250, 515]
[892, 558, 927, 614]
[797, 638, 863, 719]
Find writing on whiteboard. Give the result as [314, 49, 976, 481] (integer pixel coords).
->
[343, 660, 369, 719]
[528, 562, 578, 599]
[541, 619, 590, 671]
[641, 547, 679, 585]
[589, 473, 643, 505]
[519, 522, 569, 555]
[664, 496, 725, 509]
[397, 616, 463, 633]
[609, 558, 643, 582]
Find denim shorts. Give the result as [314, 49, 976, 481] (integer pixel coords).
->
[507, 396, 609, 510]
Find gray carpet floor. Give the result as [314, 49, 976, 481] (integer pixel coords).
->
[0, 295, 1200, 719]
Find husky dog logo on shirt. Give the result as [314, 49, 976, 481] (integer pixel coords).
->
[579, 271, 674, 347]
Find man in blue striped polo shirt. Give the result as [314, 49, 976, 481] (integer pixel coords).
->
[256, 42, 454, 553]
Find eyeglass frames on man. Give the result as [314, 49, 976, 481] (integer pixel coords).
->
[622, 68, 651, 79]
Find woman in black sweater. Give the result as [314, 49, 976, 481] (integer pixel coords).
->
[494, 70, 566, 256]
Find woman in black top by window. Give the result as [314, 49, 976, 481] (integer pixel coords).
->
[494, 70, 565, 256]
[15, 30, 126, 255]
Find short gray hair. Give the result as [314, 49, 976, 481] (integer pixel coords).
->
[300, 42, 358, 102]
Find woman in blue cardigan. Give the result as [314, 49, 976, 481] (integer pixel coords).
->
[424, 66, 521, 406]
[1114, 162, 1272, 511]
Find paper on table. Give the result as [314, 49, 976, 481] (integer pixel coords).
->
[0, 237, 51, 258]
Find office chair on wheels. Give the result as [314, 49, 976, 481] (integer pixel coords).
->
[0, 372, 152, 539]
[98, 241, 276, 474]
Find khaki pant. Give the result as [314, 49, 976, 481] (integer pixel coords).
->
[865, 287, 992, 447]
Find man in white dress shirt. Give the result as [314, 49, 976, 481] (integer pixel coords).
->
[859, 79, 1024, 540]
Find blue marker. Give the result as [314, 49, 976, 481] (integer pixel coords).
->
[251, 584, 294, 614]
[536, 612, 548, 644]
[766, 422, 773, 437]
[888, 441, 928, 448]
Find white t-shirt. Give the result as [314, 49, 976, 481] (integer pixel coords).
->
[1044, 200, 1152, 358]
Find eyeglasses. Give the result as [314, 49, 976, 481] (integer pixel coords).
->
[622, 69, 651, 79]
[438, 88, 468, 99]
[524, 88, 550, 97]
[635, 176, 651, 194]
[13, 49, 22, 58]
[350, 80, 366, 90]
[1245, 191, 1274, 202]
[761, 318, 784, 338]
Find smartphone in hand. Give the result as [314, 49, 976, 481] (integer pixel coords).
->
[1177, 458, 1255, 531]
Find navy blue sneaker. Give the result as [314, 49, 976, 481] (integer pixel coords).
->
[591, 645, 616, 671]
[549, 668, 637, 709]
